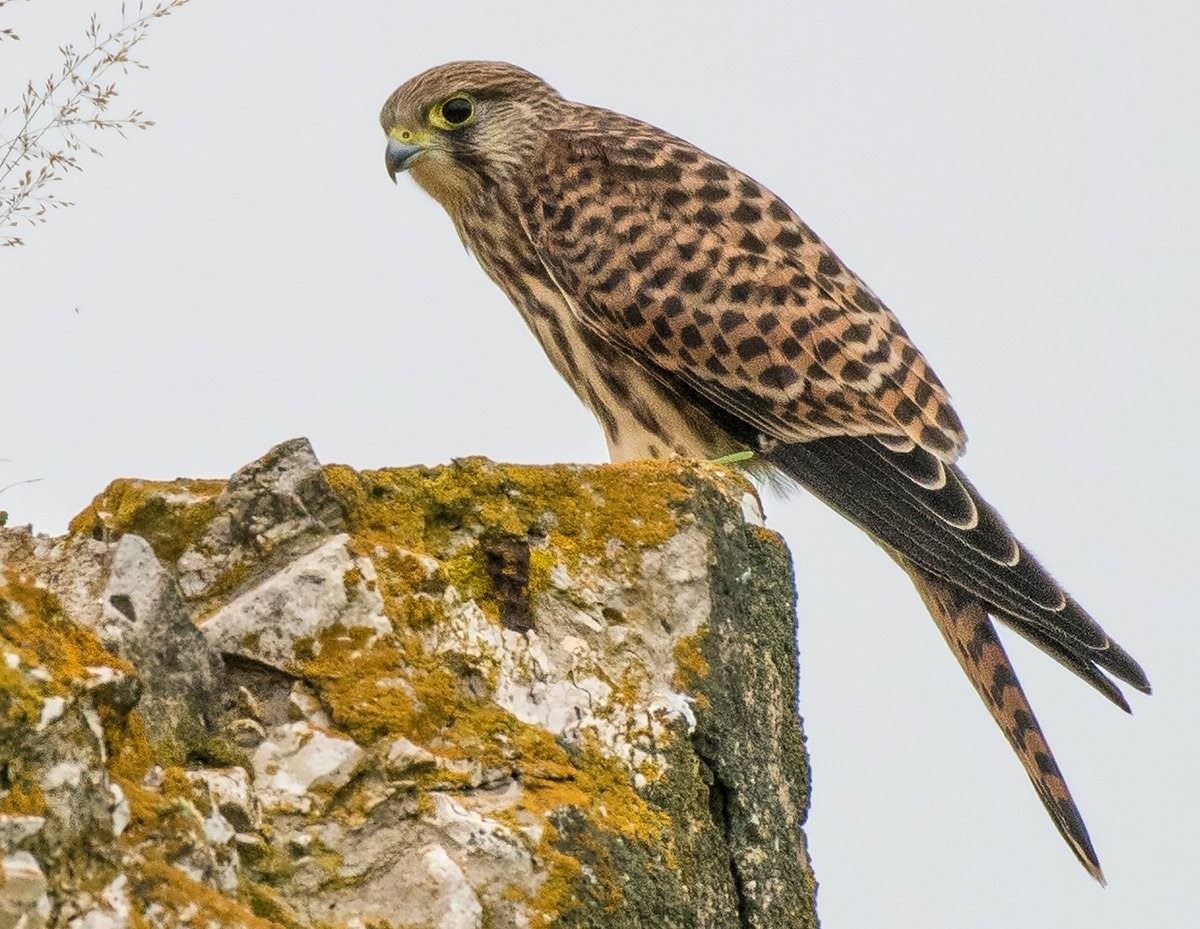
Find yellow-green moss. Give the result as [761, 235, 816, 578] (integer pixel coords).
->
[186, 733, 253, 771]
[301, 458, 754, 923]
[324, 457, 705, 646]
[0, 662, 44, 732]
[115, 776, 164, 831]
[118, 760, 223, 841]
[129, 858, 282, 929]
[161, 766, 213, 813]
[239, 836, 297, 886]
[527, 822, 584, 924]
[304, 622, 672, 864]
[309, 460, 691, 849]
[325, 458, 692, 569]
[749, 524, 787, 548]
[99, 704, 155, 783]
[240, 879, 303, 927]
[342, 566, 364, 601]
[607, 666, 650, 718]
[303, 625, 477, 746]
[0, 572, 131, 686]
[67, 478, 225, 564]
[200, 560, 252, 603]
[527, 735, 672, 855]
[672, 630, 712, 710]
[0, 776, 45, 815]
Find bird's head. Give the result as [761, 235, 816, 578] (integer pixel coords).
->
[381, 61, 562, 211]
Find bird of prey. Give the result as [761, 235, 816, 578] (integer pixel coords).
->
[380, 60, 1149, 882]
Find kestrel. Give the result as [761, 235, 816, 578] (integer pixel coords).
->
[380, 61, 1149, 882]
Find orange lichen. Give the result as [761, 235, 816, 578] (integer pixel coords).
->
[324, 457, 694, 569]
[130, 858, 282, 929]
[672, 631, 712, 709]
[67, 478, 225, 564]
[6, 452, 785, 926]
[342, 566, 364, 602]
[527, 822, 584, 923]
[295, 458, 747, 921]
[100, 704, 155, 783]
[750, 524, 786, 547]
[0, 778, 45, 815]
[0, 571, 131, 685]
[302, 621, 672, 857]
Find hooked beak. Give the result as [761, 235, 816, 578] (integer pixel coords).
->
[386, 137, 425, 182]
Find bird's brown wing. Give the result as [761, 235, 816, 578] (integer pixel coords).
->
[517, 124, 966, 459]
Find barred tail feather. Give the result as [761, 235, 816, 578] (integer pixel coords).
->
[905, 566, 1105, 883]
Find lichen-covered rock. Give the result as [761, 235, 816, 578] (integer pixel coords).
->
[0, 439, 817, 928]
[0, 523, 225, 764]
[173, 437, 345, 604]
[99, 534, 226, 752]
[200, 534, 390, 673]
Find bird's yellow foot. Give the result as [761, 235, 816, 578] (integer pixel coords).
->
[712, 450, 755, 466]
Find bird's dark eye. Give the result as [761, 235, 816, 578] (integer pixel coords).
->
[438, 96, 474, 127]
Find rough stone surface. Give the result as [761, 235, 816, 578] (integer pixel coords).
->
[174, 437, 345, 604]
[100, 534, 226, 750]
[200, 534, 390, 673]
[0, 438, 817, 928]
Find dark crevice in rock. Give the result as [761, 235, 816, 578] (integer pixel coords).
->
[481, 531, 534, 633]
[108, 593, 136, 622]
[221, 654, 301, 728]
[700, 749, 753, 929]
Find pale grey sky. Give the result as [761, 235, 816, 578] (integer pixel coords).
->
[2, 1, 1197, 926]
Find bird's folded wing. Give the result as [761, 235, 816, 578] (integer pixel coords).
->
[516, 125, 967, 459]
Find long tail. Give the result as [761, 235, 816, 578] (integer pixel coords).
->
[906, 565, 1104, 881]
[764, 435, 1151, 880]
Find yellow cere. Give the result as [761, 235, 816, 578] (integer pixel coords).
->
[387, 125, 435, 146]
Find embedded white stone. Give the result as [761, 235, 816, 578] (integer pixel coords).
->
[740, 490, 765, 527]
[420, 525, 714, 782]
[421, 845, 482, 929]
[1, 851, 46, 903]
[425, 793, 531, 867]
[42, 762, 84, 791]
[100, 535, 168, 648]
[37, 696, 65, 730]
[252, 722, 364, 813]
[288, 681, 332, 728]
[202, 806, 235, 846]
[186, 766, 261, 832]
[200, 534, 390, 671]
[385, 737, 436, 777]
[108, 783, 130, 838]
[83, 666, 123, 687]
[68, 875, 130, 929]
